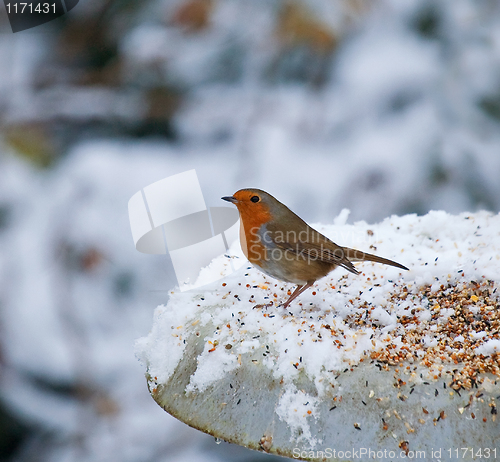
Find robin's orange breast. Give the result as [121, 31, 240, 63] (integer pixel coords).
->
[240, 222, 268, 266]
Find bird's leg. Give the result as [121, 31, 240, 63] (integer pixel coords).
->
[282, 282, 314, 309]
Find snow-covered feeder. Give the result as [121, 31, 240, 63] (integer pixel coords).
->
[136, 211, 500, 460]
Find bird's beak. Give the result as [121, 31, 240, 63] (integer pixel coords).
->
[222, 195, 238, 204]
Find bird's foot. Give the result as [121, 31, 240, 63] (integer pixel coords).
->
[275, 302, 294, 316]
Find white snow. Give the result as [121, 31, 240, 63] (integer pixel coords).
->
[275, 384, 320, 448]
[476, 339, 500, 356]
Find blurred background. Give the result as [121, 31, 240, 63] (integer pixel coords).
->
[1, 0, 500, 460]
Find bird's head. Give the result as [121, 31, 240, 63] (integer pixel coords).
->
[222, 189, 283, 229]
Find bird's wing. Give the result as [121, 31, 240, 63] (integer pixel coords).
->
[289, 241, 360, 275]
[266, 220, 360, 275]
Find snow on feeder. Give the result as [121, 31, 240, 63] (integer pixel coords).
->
[136, 210, 500, 460]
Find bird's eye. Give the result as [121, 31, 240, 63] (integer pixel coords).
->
[250, 195, 260, 203]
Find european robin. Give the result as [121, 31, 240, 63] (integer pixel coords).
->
[222, 189, 408, 309]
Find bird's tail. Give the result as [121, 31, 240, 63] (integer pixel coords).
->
[342, 247, 409, 271]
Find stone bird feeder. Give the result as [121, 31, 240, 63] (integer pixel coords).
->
[136, 211, 500, 460]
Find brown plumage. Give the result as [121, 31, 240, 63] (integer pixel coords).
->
[222, 189, 408, 308]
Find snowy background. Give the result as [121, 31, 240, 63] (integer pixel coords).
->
[1, 0, 500, 461]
